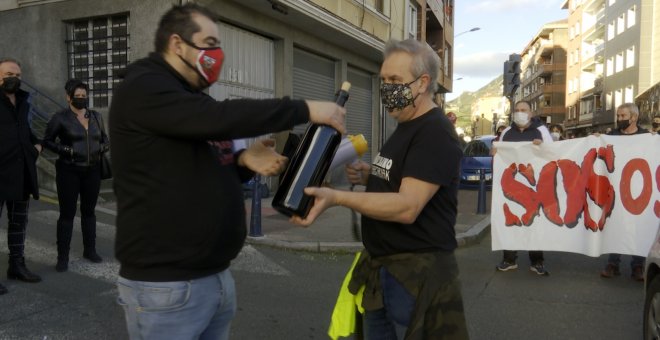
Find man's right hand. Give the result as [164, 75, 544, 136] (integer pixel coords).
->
[305, 100, 346, 134]
[346, 160, 370, 186]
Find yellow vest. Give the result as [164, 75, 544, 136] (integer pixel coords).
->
[328, 252, 365, 340]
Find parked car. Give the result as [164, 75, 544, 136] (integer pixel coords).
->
[459, 135, 495, 189]
[643, 225, 660, 339]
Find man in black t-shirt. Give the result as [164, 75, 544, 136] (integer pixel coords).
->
[291, 39, 468, 339]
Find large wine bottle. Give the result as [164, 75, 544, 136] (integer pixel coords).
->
[272, 81, 351, 218]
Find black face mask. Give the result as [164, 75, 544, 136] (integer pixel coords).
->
[71, 97, 88, 110]
[1, 76, 21, 94]
[617, 119, 631, 131]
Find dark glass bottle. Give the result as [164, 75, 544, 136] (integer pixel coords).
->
[272, 82, 351, 218]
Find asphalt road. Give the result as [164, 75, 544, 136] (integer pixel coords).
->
[0, 199, 644, 339]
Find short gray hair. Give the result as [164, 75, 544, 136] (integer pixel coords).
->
[0, 58, 21, 67]
[383, 39, 440, 94]
[617, 102, 639, 118]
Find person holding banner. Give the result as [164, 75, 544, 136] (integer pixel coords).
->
[291, 39, 469, 339]
[494, 100, 553, 276]
[600, 103, 650, 281]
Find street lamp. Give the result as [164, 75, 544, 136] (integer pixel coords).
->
[455, 27, 480, 38]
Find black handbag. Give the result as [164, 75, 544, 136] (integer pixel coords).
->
[99, 151, 112, 180]
[91, 111, 112, 180]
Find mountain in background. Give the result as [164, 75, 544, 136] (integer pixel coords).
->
[446, 75, 503, 128]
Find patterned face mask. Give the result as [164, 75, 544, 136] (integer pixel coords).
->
[380, 76, 421, 111]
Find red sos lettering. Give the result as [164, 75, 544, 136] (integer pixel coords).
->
[501, 145, 618, 231]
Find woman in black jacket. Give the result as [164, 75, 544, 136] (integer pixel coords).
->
[43, 79, 109, 272]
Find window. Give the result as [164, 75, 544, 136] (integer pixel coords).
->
[66, 14, 129, 108]
[608, 0, 616, 6]
[615, 52, 624, 73]
[608, 21, 615, 40]
[606, 57, 613, 76]
[624, 85, 633, 103]
[627, 6, 636, 28]
[570, 26, 575, 40]
[365, 0, 388, 16]
[626, 46, 635, 68]
[444, 46, 451, 77]
[407, 1, 418, 39]
[614, 89, 622, 108]
[617, 14, 625, 35]
[606, 92, 612, 110]
[576, 21, 581, 35]
[569, 79, 574, 93]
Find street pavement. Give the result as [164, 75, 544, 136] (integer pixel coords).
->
[243, 187, 492, 252]
[0, 188, 646, 339]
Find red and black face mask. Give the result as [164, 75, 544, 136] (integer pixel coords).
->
[179, 38, 224, 88]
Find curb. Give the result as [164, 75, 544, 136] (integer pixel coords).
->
[245, 215, 491, 253]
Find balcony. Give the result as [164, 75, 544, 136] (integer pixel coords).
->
[584, 0, 605, 13]
[583, 22, 605, 43]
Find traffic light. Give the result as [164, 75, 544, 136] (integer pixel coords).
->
[503, 53, 521, 98]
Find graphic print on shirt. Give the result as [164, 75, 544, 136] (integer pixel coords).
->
[208, 140, 235, 165]
[371, 153, 393, 181]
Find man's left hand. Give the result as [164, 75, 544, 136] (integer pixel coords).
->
[238, 139, 287, 176]
[34, 144, 42, 153]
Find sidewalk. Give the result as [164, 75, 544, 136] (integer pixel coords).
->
[244, 189, 491, 253]
[89, 188, 491, 254]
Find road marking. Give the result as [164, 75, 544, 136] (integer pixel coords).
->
[0, 211, 290, 283]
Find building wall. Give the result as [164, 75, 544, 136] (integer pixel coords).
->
[520, 21, 568, 125]
[602, 0, 642, 125]
[0, 0, 172, 106]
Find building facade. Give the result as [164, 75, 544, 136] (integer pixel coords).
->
[563, 0, 652, 136]
[1, 0, 459, 190]
[633, 0, 659, 127]
[470, 96, 506, 137]
[519, 20, 568, 125]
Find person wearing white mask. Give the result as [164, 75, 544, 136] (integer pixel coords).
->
[492, 100, 553, 276]
[549, 124, 564, 141]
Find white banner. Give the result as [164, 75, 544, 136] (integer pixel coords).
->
[491, 134, 660, 257]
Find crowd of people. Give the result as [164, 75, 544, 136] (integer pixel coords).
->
[0, 2, 657, 339]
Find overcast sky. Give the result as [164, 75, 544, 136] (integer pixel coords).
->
[448, 0, 567, 101]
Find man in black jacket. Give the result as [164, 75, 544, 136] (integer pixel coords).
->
[110, 4, 345, 339]
[600, 102, 650, 281]
[0, 58, 43, 295]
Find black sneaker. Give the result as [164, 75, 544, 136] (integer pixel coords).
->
[496, 261, 518, 271]
[530, 263, 550, 276]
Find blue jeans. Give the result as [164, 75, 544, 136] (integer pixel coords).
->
[364, 267, 416, 340]
[116, 270, 236, 340]
[607, 253, 645, 268]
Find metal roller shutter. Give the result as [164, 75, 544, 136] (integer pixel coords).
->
[292, 49, 335, 135]
[346, 67, 373, 164]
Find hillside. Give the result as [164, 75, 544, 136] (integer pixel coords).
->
[446, 75, 503, 128]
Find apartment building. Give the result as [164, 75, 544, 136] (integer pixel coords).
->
[470, 96, 507, 136]
[1, 0, 459, 189]
[519, 20, 568, 125]
[563, 0, 651, 136]
[634, 0, 660, 127]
